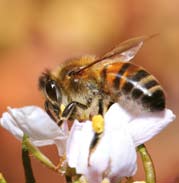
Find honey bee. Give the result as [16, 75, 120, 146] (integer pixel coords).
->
[39, 35, 165, 127]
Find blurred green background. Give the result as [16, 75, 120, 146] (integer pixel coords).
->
[0, 0, 178, 182]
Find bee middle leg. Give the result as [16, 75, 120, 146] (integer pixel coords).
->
[88, 99, 105, 165]
[88, 132, 103, 166]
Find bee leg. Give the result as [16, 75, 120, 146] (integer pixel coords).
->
[44, 100, 58, 121]
[88, 115, 104, 166]
[65, 175, 72, 183]
[88, 132, 103, 166]
[58, 101, 88, 126]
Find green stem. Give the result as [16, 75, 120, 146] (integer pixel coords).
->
[22, 134, 57, 172]
[0, 173, 7, 183]
[137, 144, 156, 183]
[22, 137, 36, 183]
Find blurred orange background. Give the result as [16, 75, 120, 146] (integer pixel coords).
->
[0, 0, 178, 182]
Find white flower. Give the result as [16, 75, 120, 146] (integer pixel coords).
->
[0, 103, 176, 183]
[0, 106, 68, 156]
[66, 103, 175, 183]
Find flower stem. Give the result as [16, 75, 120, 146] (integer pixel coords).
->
[0, 173, 7, 183]
[22, 136, 36, 183]
[22, 134, 58, 173]
[137, 144, 156, 183]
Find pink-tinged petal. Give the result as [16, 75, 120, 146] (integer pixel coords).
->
[54, 137, 68, 156]
[128, 109, 176, 147]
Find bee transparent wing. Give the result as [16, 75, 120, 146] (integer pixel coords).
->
[68, 35, 157, 75]
[101, 35, 157, 62]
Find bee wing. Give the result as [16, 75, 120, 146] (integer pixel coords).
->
[100, 34, 158, 62]
[69, 34, 158, 75]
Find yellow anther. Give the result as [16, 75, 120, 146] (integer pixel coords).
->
[92, 114, 104, 134]
[60, 104, 65, 113]
[101, 178, 110, 183]
[79, 176, 88, 183]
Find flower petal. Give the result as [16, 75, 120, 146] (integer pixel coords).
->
[0, 111, 23, 139]
[128, 109, 176, 146]
[67, 104, 137, 183]
[89, 104, 137, 183]
[104, 103, 132, 130]
[0, 106, 68, 156]
[7, 106, 66, 140]
[67, 120, 94, 171]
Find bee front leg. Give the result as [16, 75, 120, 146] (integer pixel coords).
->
[58, 101, 88, 126]
[45, 100, 59, 122]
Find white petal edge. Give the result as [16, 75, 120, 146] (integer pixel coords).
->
[0, 111, 23, 139]
[66, 120, 93, 171]
[7, 106, 67, 139]
[0, 106, 69, 156]
[128, 108, 176, 147]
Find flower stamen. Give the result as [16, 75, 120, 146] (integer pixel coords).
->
[101, 178, 110, 183]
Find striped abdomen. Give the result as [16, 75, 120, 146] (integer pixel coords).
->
[102, 62, 165, 112]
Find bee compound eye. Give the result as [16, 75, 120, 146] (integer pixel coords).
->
[45, 80, 61, 102]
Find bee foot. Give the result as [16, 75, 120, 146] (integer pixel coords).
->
[55, 155, 67, 174]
